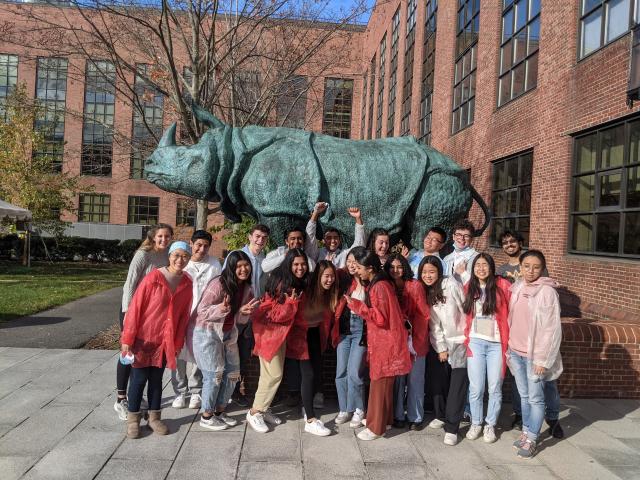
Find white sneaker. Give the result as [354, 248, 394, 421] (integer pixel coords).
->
[335, 411, 351, 425]
[350, 409, 365, 428]
[246, 411, 269, 433]
[357, 428, 381, 441]
[218, 412, 238, 427]
[262, 409, 282, 426]
[114, 398, 128, 421]
[304, 419, 331, 436]
[189, 393, 202, 409]
[200, 414, 228, 431]
[483, 425, 497, 443]
[172, 394, 187, 409]
[313, 392, 324, 409]
[428, 418, 445, 429]
[444, 432, 459, 446]
[466, 424, 483, 440]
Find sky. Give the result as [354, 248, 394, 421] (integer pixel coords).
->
[322, 0, 376, 24]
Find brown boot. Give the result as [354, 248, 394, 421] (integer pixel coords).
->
[148, 410, 169, 435]
[126, 411, 142, 439]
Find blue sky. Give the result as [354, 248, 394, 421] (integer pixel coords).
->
[323, 0, 376, 24]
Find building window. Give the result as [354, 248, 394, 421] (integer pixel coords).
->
[234, 71, 261, 125]
[570, 118, 640, 258]
[176, 198, 196, 227]
[127, 196, 159, 225]
[0, 54, 18, 121]
[376, 34, 387, 138]
[360, 71, 368, 139]
[401, 0, 417, 136]
[498, 0, 540, 106]
[78, 193, 110, 223]
[276, 75, 307, 129]
[387, 9, 400, 137]
[368, 55, 376, 140]
[491, 151, 533, 246]
[34, 57, 68, 173]
[452, 0, 480, 134]
[420, 0, 438, 144]
[81, 60, 116, 176]
[131, 64, 164, 179]
[322, 78, 353, 139]
[580, 0, 638, 58]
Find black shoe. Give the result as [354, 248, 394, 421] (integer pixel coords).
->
[393, 419, 406, 429]
[409, 422, 423, 431]
[547, 419, 564, 439]
[233, 395, 249, 408]
[511, 414, 523, 431]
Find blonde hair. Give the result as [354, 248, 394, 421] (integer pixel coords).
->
[139, 223, 174, 251]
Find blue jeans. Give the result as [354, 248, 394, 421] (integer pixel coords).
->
[128, 366, 164, 412]
[394, 355, 426, 423]
[512, 376, 560, 421]
[335, 314, 366, 412]
[200, 329, 241, 413]
[467, 337, 504, 427]
[509, 351, 545, 442]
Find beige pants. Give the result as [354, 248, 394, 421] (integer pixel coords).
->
[252, 342, 286, 411]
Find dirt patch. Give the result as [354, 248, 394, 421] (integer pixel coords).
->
[83, 322, 120, 350]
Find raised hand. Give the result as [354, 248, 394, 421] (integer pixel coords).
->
[285, 288, 300, 301]
[240, 298, 260, 315]
[400, 245, 410, 258]
[347, 207, 361, 219]
[220, 294, 232, 315]
[454, 261, 467, 276]
[314, 202, 329, 214]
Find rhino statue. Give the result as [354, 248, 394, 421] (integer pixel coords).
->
[145, 105, 490, 247]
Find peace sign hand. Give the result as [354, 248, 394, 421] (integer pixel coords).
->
[219, 294, 232, 315]
[240, 298, 260, 316]
[285, 289, 300, 301]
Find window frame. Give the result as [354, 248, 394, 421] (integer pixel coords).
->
[578, 0, 637, 60]
[78, 193, 111, 223]
[176, 198, 196, 227]
[387, 8, 401, 137]
[127, 195, 160, 225]
[321, 77, 354, 139]
[376, 34, 387, 139]
[401, 0, 418, 137]
[0, 53, 18, 122]
[419, 0, 438, 145]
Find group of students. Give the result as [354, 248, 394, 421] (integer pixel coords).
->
[114, 202, 563, 460]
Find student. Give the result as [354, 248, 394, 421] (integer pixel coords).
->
[261, 226, 316, 274]
[383, 254, 429, 430]
[443, 220, 479, 285]
[246, 249, 308, 433]
[286, 260, 337, 436]
[508, 250, 563, 459]
[463, 253, 511, 444]
[332, 252, 367, 428]
[114, 223, 173, 421]
[419, 256, 468, 446]
[405, 227, 447, 278]
[120, 241, 193, 439]
[305, 202, 366, 268]
[172, 230, 222, 411]
[366, 228, 391, 266]
[345, 247, 412, 441]
[192, 250, 258, 431]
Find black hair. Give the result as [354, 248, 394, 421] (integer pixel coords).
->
[265, 248, 309, 303]
[350, 245, 390, 307]
[498, 230, 524, 245]
[284, 226, 307, 242]
[426, 226, 447, 243]
[384, 253, 413, 281]
[418, 255, 446, 306]
[219, 250, 252, 315]
[451, 219, 476, 237]
[519, 249, 547, 272]
[324, 227, 341, 237]
[191, 229, 212, 244]
[250, 224, 271, 235]
[462, 253, 504, 316]
[366, 228, 390, 254]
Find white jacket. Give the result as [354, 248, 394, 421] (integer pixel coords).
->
[429, 277, 467, 369]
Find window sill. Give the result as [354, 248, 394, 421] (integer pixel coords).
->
[496, 86, 537, 111]
[577, 31, 631, 63]
[565, 252, 640, 263]
[451, 122, 474, 137]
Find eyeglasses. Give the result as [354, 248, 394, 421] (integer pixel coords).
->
[453, 233, 472, 240]
[425, 235, 443, 244]
[501, 239, 518, 246]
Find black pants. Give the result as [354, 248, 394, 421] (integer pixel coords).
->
[116, 310, 131, 397]
[427, 349, 469, 434]
[289, 327, 322, 419]
[234, 322, 254, 397]
[128, 365, 165, 412]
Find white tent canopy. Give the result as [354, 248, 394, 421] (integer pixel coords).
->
[0, 199, 32, 222]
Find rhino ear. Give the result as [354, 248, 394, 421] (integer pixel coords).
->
[159, 123, 177, 147]
[192, 102, 225, 129]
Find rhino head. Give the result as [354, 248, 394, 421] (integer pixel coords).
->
[144, 105, 226, 201]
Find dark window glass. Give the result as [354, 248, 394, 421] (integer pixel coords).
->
[387, 8, 400, 137]
[0, 54, 18, 121]
[368, 55, 376, 139]
[579, 0, 635, 59]
[401, 0, 417, 136]
[361, 71, 368, 139]
[420, 0, 437, 144]
[452, 0, 479, 134]
[78, 193, 110, 223]
[570, 117, 640, 258]
[127, 196, 159, 225]
[376, 34, 387, 138]
[322, 78, 353, 139]
[176, 199, 196, 227]
[277, 75, 307, 129]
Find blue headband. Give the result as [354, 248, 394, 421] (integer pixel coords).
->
[169, 241, 191, 255]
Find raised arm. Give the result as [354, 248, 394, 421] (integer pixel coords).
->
[261, 246, 287, 273]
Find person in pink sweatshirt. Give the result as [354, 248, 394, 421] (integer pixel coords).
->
[507, 250, 563, 460]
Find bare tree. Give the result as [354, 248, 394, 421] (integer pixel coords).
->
[0, 0, 368, 229]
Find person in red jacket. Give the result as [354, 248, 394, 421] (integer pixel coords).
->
[121, 241, 193, 439]
[345, 246, 412, 441]
[246, 249, 308, 433]
[462, 253, 511, 444]
[384, 253, 430, 430]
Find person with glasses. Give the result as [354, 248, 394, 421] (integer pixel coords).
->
[443, 220, 479, 285]
[405, 227, 447, 278]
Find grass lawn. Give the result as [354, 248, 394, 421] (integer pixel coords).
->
[0, 261, 128, 323]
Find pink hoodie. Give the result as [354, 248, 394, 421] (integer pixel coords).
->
[507, 277, 563, 380]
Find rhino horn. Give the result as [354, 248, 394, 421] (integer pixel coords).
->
[192, 102, 225, 129]
[159, 123, 177, 147]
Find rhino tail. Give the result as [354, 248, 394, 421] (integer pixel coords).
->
[470, 185, 491, 237]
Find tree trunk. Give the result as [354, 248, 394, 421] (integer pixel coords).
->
[196, 199, 208, 230]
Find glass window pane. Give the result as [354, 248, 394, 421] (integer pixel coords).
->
[506, 158, 519, 186]
[574, 174, 596, 211]
[512, 62, 526, 97]
[529, 0, 541, 19]
[503, 8, 514, 41]
[518, 216, 530, 245]
[506, 189, 518, 214]
[501, 40, 513, 74]
[606, 0, 630, 42]
[499, 74, 512, 105]
[519, 185, 531, 215]
[526, 53, 538, 90]
[572, 214, 593, 251]
[599, 171, 622, 207]
[520, 153, 533, 182]
[581, 9, 602, 57]
[514, 30, 527, 64]
[583, 0, 601, 15]
[624, 212, 640, 255]
[595, 213, 620, 253]
[627, 166, 640, 207]
[493, 191, 505, 216]
[528, 17, 540, 53]
[576, 134, 597, 173]
[494, 162, 506, 189]
[515, 0, 527, 31]
[630, 120, 640, 164]
[600, 125, 624, 169]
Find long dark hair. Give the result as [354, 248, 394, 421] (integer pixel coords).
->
[265, 248, 309, 303]
[462, 253, 502, 316]
[350, 246, 390, 307]
[418, 255, 446, 306]
[384, 253, 413, 306]
[220, 250, 252, 315]
[306, 260, 338, 312]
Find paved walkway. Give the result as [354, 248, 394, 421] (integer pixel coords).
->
[0, 288, 122, 349]
[0, 348, 639, 480]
